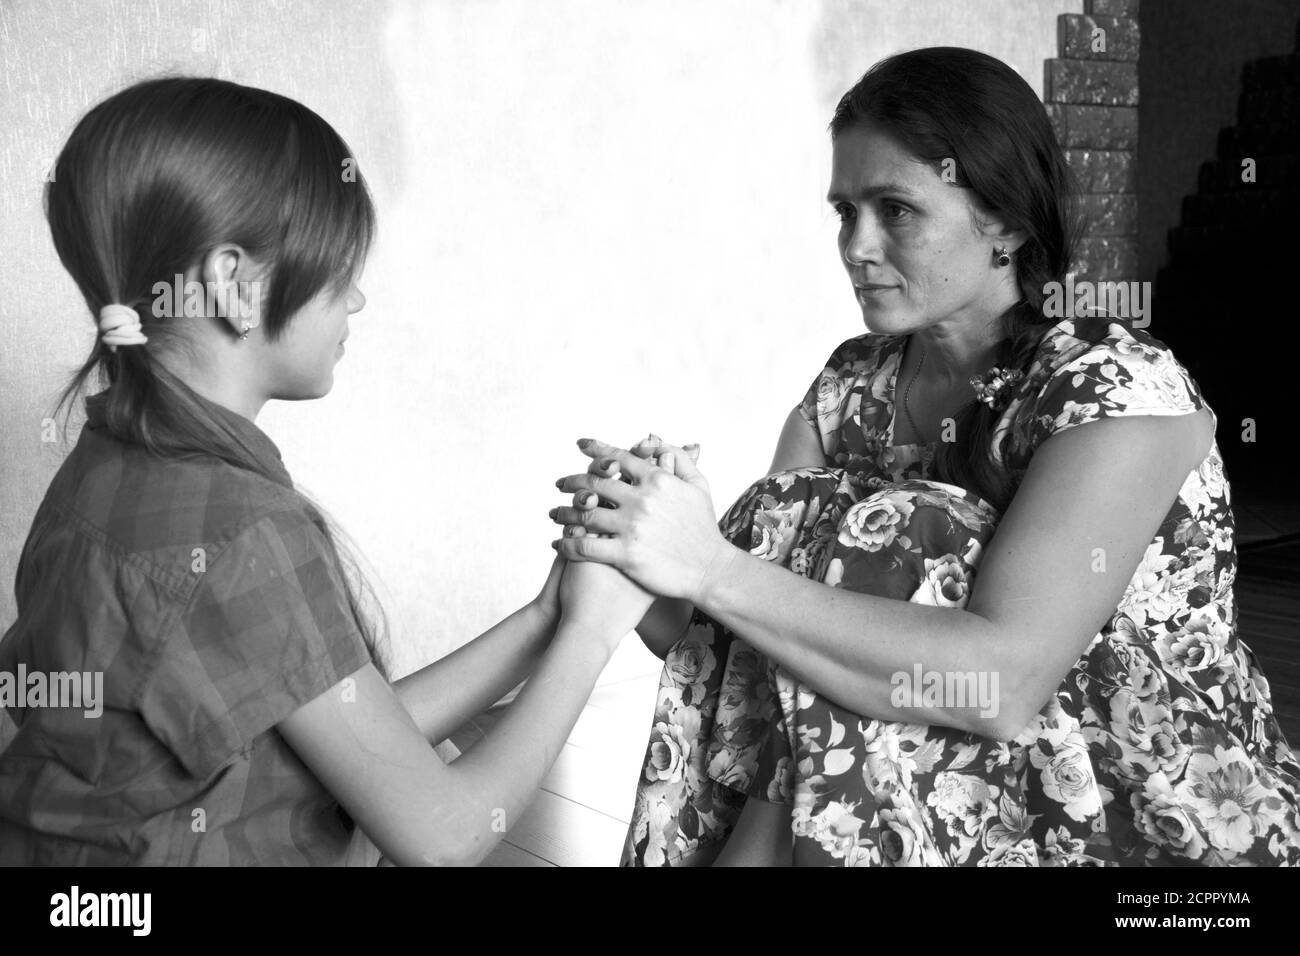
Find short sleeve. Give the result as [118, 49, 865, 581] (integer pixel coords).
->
[1027, 328, 1207, 449]
[139, 509, 373, 779]
[799, 337, 859, 428]
[797, 334, 895, 441]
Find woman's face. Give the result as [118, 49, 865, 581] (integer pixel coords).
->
[265, 277, 367, 401]
[828, 122, 1013, 337]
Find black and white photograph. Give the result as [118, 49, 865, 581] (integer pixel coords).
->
[0, 0, 1297, 926]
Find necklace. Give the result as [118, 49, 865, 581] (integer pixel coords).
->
[902, 338, 926, 443]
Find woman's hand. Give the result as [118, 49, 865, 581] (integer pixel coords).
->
[549, 434, 700, 541]
[558, 559, 655, 650]
[552, 438, 735, 604]
[547, 436, 702, 658]
[630, 433, 700, 467]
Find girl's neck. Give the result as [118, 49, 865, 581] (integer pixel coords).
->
[154, 349, 266, 422]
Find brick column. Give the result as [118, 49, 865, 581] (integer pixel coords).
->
[1045, 0, 1140, 281]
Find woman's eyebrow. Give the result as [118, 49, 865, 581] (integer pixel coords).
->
[826, 182, 920, 203]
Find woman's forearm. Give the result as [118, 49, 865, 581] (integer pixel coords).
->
[636, 596, 694, 658]
[694, 548, 1024, 739]
[393, 600, 555, 746]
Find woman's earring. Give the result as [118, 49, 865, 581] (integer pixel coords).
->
[238, 320, 251, 341]
[994, 246, 1012, 268]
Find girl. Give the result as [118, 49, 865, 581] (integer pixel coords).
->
[0, 76, 650, 866]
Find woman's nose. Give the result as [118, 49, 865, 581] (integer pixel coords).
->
[844, 219, 882, 266]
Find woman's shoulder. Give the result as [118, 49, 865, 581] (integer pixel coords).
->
[1017, 314, 1209, 443]
[799, 332, 906, 443]
[1034, 314, 1185, 371]
[818, 330, 903, 374]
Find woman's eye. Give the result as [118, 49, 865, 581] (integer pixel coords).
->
[883, 202, 910, 221]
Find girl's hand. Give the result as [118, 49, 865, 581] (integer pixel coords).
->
[552, 439, 734, 604]
[530, 554, 566, 626]
[558, 560, 655, 650]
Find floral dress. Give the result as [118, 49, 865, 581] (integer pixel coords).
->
[620, 315, 1300, 867]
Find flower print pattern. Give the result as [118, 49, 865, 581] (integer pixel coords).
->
[621, 316, 1300, 866]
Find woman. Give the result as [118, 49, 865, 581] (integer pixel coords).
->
[551, 48, 1300, 865]
[0, 76, 652, 866]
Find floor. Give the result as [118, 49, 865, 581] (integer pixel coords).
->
[452, 486, 1300, 867]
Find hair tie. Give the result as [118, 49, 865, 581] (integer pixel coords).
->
[97, 304, 148, 353]
[969, 366, 1025, 410]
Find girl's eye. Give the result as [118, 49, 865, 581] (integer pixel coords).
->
[833, 203, 856, 224]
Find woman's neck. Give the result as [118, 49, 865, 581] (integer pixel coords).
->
[909, 294, 1019, 388]
[910, 322, 1003, 389]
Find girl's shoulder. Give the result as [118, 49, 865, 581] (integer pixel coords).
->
[35, 426, 314, 600]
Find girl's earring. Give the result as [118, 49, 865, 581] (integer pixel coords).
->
[994, 246, 1012, 268]
[239, 320, 251, 341]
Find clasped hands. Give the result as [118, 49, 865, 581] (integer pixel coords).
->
[542, 436, 735, 645]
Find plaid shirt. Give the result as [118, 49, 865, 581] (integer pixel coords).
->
[0, 393, 372, 865]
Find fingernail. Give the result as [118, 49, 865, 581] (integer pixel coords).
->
[577, 438, 593, 449]
[548, 508, 558, 520]
[599, 458, 615, 470]
[649, 433, 661, 442]
[684, 443, 700, 452]
[555, 478, 564, 489]
[550, 540, 559, 551]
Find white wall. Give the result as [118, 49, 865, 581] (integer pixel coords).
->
[0, 0, 1078, 676]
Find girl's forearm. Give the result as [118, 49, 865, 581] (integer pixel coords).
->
[393, 600, 555, 746]
[695, 548, 1019, 738]
[441, 622, 616, 863]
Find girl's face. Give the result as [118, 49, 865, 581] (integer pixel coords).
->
[265, 277, 367, 401]
[828, 122, 1013, 336]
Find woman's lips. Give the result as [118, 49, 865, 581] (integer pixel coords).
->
[855, 284, 897, 303]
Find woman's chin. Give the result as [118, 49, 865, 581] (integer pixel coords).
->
[858, 304, 906, 335]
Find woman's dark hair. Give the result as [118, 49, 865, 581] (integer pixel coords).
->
[47, 76, 388, 672]
[830, 47, 1079, 511]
